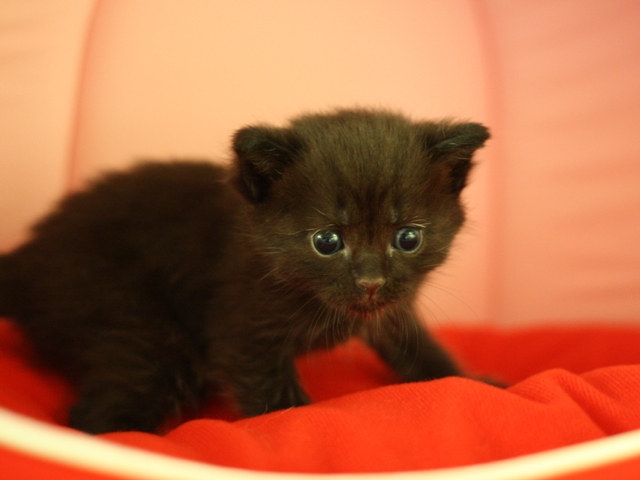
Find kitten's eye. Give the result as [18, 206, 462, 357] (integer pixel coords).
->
[392, 227, 422, 252]
[312, 230, 344, 256]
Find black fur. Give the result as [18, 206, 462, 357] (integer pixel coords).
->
[0, 109, 489, 433]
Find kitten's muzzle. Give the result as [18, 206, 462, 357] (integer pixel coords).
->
[349, 276, 388, 317]
[356, 277, 385, 297]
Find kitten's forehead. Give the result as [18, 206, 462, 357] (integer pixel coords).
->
[301, 142, 426, 226]
[280, 110, 440, 227]
[305, 162, 418, 229]
[332, 203, 401, 227]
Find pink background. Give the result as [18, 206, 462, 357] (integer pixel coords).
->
[1, 0, 639, 327]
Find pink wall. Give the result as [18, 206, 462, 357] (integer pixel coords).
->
[0, 1, 96, 251]
[1, 0, 639, 326]
[481, 1, 640, 325]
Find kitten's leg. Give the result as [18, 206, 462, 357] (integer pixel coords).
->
[363, 310, 461, 382]
[225, 350, 310, 417]
[69, 328, 204, 434]
[70, 379, 169, 434]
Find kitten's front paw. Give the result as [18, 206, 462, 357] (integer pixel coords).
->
[69, 396, 164, 434]
[272, 381, 311, 411]
[238, 380, 310, 417]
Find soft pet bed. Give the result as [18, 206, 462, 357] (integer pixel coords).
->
[3, 321, 640, 479]
[2, 1, 640, 479]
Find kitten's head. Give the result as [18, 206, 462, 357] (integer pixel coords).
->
[232, 109, 489, 317]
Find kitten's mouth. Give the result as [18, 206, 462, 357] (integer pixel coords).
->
[348, 299, 388, 319]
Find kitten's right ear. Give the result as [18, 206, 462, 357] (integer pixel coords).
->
[232, 126, 303, 202]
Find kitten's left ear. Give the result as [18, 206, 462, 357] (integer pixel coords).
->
[232, 126, 303, 202]
[423, 122, 490, 195]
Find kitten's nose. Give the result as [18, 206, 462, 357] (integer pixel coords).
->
[356, 277, 386, 296]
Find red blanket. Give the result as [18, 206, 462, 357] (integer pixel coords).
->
[2, 319, 640, 478]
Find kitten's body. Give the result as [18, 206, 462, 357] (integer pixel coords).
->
[0, 109, 489, 433]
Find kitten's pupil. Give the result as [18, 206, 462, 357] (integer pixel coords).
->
[312, 230, 343, 256]
[393, 228, 421, 252]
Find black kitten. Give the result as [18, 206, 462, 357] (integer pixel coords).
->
[0, 109, 489, 434]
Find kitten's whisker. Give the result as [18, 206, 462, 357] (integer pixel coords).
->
[418, 280, 480, 322]
[311, 207, 331, 220]
[278, 228, 316, 237]
[306, 301, 328, 355]
[324, 307, 334, 350]
[339, 307, 351, 346]
[257, 267, 280, 285]
[406, 219, 430, 229]
[408, 307, 422, 369]
[403, 306, 415, 365]
[326, 306, 342, 351]
[415, 291, 450, 323]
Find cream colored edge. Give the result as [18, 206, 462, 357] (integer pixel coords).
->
[0, 407, 639, 480]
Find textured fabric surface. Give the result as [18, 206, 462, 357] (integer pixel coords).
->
[2, 319, 640, 478]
